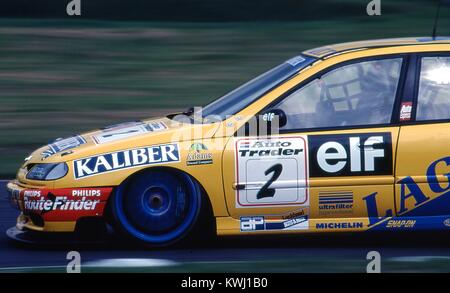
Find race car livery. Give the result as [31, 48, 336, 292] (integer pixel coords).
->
[7, 37, 450, 245]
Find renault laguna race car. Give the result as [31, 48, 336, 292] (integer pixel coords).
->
[7, 37, 450, 246]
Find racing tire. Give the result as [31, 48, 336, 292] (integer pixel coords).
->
[111, 169, 203, 247]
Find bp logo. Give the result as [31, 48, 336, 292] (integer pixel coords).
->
[186, 143, 213, 166]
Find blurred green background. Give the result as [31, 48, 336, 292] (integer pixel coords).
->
[0, 0, 449, 176]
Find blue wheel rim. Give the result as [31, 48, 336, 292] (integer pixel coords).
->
[114, 170, 200, 244]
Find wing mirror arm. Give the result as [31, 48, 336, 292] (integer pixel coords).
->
[239, 108, 287, 137]
[261, 109, 287, 128]
[257, 109, 288, 136]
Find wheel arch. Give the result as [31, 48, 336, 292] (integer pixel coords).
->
[103, 166, 215, 231]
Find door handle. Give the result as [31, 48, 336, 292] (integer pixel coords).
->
[233, 183, 246, 190]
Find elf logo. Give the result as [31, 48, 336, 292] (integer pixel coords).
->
[308, 133, 392, 177]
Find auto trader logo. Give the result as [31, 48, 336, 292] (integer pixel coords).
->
[238, 140, 303, 158]
[73, 143, 180, 179]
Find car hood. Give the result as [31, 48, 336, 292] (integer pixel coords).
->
[24, 116, 220, 164]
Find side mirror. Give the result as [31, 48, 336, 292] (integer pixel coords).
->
[239, 108, 287, 137]
[261, 108, 287, 128]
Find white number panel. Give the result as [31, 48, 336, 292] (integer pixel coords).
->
[235, 136, 309, 207]
[92, 121, 167, 144]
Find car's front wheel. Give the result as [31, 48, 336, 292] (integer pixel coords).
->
[111, 169, 202, 246]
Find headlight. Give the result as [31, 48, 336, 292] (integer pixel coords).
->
[26, 163, 68, 181]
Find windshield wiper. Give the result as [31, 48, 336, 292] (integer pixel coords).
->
[182, 107, 195, 116]
[166, 107, 198, 123]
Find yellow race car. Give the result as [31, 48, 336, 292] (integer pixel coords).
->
[7, 37, 450, 246]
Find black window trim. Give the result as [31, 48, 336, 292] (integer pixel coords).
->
[396, 53, 418, 122]
[252, 53, 410, 135]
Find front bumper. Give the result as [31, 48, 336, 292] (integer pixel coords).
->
[6, 180, 113, 233]
[6, 226, 79, 244]
[6, 225, 112, 245]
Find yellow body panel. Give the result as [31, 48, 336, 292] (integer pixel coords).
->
[395, 123, 450, 216]
[10, 39, 450, 235]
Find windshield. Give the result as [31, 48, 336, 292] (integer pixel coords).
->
[199, 55, 316, 120]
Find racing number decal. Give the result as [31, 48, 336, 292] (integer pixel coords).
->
[257, 164, 283, 199]
[102, 129, 139, 138]
[92, 121, 167, 144]
[235, 137, 308, 207]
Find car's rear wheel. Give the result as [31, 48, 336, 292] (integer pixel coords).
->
[111, 169, 202, 246]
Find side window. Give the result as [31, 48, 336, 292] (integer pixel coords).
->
[272, 58, 403, 130]
[416, 56, 450, 121]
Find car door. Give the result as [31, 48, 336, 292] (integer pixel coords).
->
[222, 55, 406, 232]
[394, 53, 450, 228]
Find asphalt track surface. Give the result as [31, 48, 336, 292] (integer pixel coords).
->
[1, 180, 450, 272]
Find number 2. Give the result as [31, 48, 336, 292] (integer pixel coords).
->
[257, 164, 283, 199]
